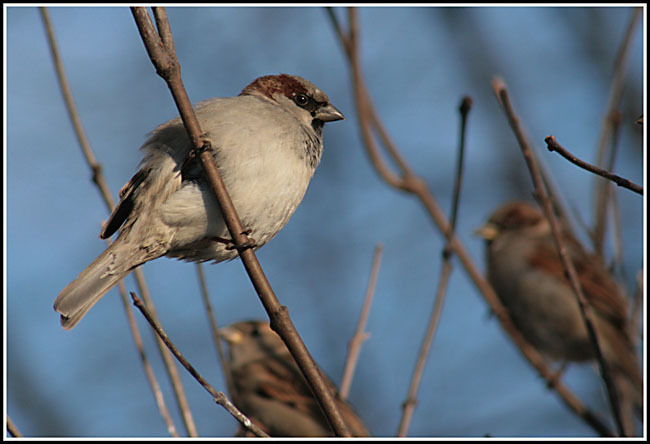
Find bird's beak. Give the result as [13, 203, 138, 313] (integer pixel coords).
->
[219, 326, 243, 345]
[474, 223, 499, 241]
[316, 104, 345, 122]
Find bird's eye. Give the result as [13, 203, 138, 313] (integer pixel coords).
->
[293, 93, 310, 108]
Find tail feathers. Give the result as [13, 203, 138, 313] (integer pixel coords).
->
[54, 246, 132, 329]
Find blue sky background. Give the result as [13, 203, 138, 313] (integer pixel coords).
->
[5, 5, 645, 438]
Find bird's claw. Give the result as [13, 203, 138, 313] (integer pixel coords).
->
[215, 230, 257, 251]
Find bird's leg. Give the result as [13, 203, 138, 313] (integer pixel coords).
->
[213, 229, 257, 251]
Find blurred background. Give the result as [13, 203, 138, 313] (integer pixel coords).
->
[5, 5, 645, 438]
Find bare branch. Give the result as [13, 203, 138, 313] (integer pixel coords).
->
[450, 97, 473, 229]
[545, 135, 642, 195]
[7, 416, 22, 438]
[630, 270, 643, 345]
[196, 263, 237, 403]
[493, 77, 626, 436]
[133, 275, 199, 436]
[130, 7, 351, 436]
[130, 293, 269, 437]
[398, 96, 472, 437]
[604, 112, 625, 271]
[115, 280, 179, 437]
[152, 7, 177, 60]
[40, 7, 184, 437]
[324, 7, 351, 57]
[592, 7, 642, 255]
[340, 244, 383, 400]
[329, 7, 613, 437]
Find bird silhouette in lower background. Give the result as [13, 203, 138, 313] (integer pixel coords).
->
[476, 200, 643, 436]
[220, 320, 370, 437]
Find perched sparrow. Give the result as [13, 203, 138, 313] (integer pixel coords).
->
[220, 320, 369, 437]
[54, 74, 344, 329]
[477, 201, 642, 433]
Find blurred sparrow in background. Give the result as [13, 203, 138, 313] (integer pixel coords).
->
[220, 320, 369, 437]
[477, 200, 642, 434]
[54, 74, 343, 329]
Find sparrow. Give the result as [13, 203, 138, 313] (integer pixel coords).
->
[476, 200, 642, 434]
[54, 74, 344, 329]
[220, 320, 370, 437]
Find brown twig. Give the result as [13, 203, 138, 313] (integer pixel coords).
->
[545, 135, 642, 195]
[493, 77, 626, 436]
[340, 244, 383, 400]
[630, 270, 643, 346]
[7, 416, 22, 438]
[39, 8, 109, 197]
[130, 293, 269, 437]
[130, 7, 351, 437]
[604, 113, 625, 272]
[116, 280, 179, 437]
[592, 7, 642, 256]
[196, 263, 236, 403]
[39, 7, 185, 437]
[449, 97, 473, 230]
[398, 96, 472, 437]
[131, 273, 198, 436]
[328, 6, 613, 437]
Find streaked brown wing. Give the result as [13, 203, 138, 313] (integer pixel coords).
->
[100, 168, 149, 239]
[247, 356, 369, 436]
[527, 235, 629, 330]
[256, 356, 333, 419]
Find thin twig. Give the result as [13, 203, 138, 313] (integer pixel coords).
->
[608, 189, 624, 273]
[605, 113, 625, 272]
[449, 97, 473, 230]
[133, 272, 199, 436]
[398, 96, 472, 437]
[7, 416, 22, 438]
[630, 270, 643, 346]
[130, 293, 269, 437]
[325, 7, 351, 56]
[493, 77, 626, 436]
[592, 7, 642, 256]
[335, 3, 572, 235]
[116, 280, 179, 437]
[39, 7, 110, 200]
[340, 244, 383, 400]
[130, 7, 351, 437]
[545, 135, 642, 195]
[196, 263, 236, 402]
[39, 7, 184, 437]
[328, 7, 613, 437]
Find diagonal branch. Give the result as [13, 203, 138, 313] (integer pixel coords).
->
[130, 7, 351, 437]
[40, 7, 184, 437]
[340, 244, 383, 400]
[592, 7, 642, 256]
[6, 417, 22, 438]
[130, 293, 269, 437]
[398, 96, 473, 437]
[196, 263, 237, 404]
[493, 77, 626, 436]
[327, 6, 614, 437]
[545, 135, 642, 195]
